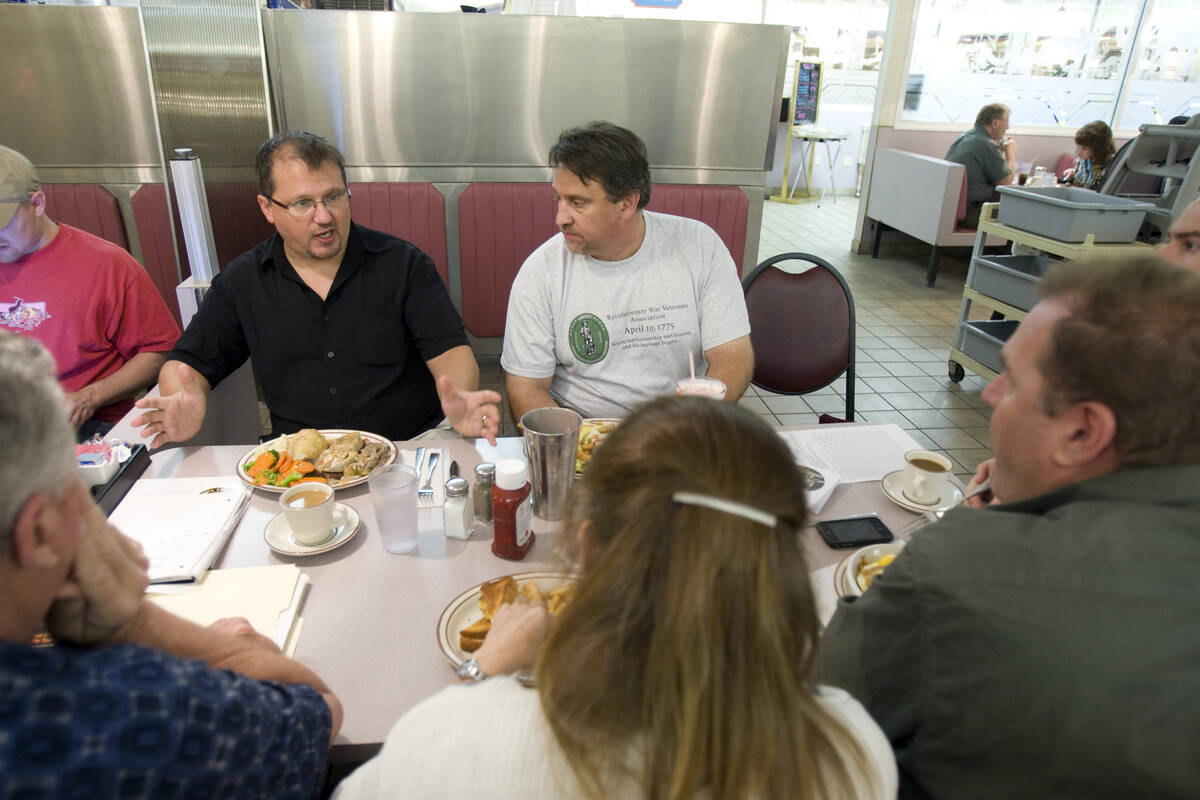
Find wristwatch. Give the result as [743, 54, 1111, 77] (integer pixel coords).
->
[456, 658, 488, 683]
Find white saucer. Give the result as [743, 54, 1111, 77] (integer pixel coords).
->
[880, 469, 964, 514]
[265, 503, 361, 556]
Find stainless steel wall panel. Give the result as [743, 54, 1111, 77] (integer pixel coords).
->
[139, 0, 275, 284]
[263, 12, 788, 180]
[139, 0, 272, 178]
[0, 6, 160, 183]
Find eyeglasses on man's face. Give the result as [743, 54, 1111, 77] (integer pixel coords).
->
[268, 188, 352, 219]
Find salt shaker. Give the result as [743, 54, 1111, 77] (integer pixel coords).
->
[473, 462, 495, 525]
[443, 477, 473, 540]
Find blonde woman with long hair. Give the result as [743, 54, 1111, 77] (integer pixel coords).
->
[336, 397, 897, 799]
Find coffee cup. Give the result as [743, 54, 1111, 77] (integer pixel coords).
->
[675, 376, 727, 400]
[901, 449, 952, 506]
[280, 481, 336, 546]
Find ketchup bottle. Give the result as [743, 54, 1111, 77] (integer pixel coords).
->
[492, 459, 535, 560]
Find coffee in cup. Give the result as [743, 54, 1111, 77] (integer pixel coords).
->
[280, 481, 335, 545]
[901, 449, 952, 506]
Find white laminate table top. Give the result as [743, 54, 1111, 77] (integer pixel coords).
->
[133, 425, 932, 757]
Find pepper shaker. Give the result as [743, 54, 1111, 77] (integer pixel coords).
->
[473, 462, 495, 525]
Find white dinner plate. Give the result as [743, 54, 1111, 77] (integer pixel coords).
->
[264, 503, 361, 556]
[236, 429, 397, 493]
[841, 541, 907, 595]
[436, 571, 577, 683]
[880, 469, 964, 514]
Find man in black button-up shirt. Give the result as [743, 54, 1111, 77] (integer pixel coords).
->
[132, 131, 498, 445]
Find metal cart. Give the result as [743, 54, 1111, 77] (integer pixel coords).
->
[948, 202, 1154, 383]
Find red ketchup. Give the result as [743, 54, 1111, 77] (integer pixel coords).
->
[491, 459, 535, 560]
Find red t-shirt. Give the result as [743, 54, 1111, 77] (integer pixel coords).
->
[0, 224, 181, 422]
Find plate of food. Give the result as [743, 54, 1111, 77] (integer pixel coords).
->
[437, 572, 577, 681]
[236, 429, 397, 493]
[835, 542, 906, 596]
[576, 418, 620, 475]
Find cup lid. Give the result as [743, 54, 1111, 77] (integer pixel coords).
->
[495, 459, 527, 491]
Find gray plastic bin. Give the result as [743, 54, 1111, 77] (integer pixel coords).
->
[996, 186, 1155, 243]
[959, 319, 1020, 374]
[968, 254, 1059, 312]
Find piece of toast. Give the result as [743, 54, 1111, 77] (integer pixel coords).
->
[518, 581, 545, 605]
[546, 583, 575, 616]
[478, 576, 519, 619]
[459, 617, 491, 653]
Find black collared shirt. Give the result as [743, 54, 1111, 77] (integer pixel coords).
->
[169, 223, 468, 440]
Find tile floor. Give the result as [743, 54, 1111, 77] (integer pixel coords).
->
[482, 193, 996, 484]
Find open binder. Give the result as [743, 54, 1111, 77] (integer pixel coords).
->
[108, 477, 250, 583]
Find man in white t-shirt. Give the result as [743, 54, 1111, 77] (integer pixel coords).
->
[501, 121, 754, 421]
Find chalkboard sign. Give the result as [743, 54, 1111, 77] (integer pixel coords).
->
[791, 60, 822, 127]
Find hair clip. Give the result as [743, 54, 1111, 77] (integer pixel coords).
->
[671, 492, 777, 528]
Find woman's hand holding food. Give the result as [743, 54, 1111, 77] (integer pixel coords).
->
[132, 362, 208, 449]
[437, 374, 501, 446]
[472, 602, 551, 677]
[965, 458, 998, 508]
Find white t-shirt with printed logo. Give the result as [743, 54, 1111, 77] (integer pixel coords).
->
[501, 211, 750, 419]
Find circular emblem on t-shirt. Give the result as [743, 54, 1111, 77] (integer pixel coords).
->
[568, 313, 609, 364]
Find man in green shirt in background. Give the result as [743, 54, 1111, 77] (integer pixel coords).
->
[944, 103, 1017, 228]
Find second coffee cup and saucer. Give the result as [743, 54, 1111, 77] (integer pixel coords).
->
[265, 504, 361, 556]
[266, 482, 362, 556]
[881, 449, 964, 515]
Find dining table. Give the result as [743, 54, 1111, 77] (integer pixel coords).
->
[112, 423, 938, 762]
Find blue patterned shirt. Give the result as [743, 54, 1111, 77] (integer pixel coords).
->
[0, 641, 332, 799]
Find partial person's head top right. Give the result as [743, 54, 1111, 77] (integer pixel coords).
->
[1036, 255, 1200, 468]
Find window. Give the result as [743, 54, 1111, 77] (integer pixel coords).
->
[901, 0, 1142, 129]
[1118, 0, 1200, 128]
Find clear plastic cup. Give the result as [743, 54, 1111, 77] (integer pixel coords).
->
[369, 465, 419, 554]
[675, 376, 727, 400]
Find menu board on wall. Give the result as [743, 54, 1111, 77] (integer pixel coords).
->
[791, 60, 822, 127]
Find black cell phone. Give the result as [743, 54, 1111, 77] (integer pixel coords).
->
[816, 513, 894, 549]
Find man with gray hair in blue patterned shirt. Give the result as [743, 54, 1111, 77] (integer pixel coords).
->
[0, 329, 342, 798]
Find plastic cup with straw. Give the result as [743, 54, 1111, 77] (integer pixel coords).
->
[675, 352, 727, 399]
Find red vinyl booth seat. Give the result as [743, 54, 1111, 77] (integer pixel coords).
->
[42, 185, 129, 251]
[349, 182, 449, 287]
[458, 183, 749, 338]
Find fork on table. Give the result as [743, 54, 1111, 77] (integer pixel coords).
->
[418, 451, 441, 504]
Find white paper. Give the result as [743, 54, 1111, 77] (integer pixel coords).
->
[109, 477, 249, 583]
[779, 436, 843, 513]
[778, 424, 922, 484]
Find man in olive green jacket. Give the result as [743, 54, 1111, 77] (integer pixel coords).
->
[820, 255, 1200, 800]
